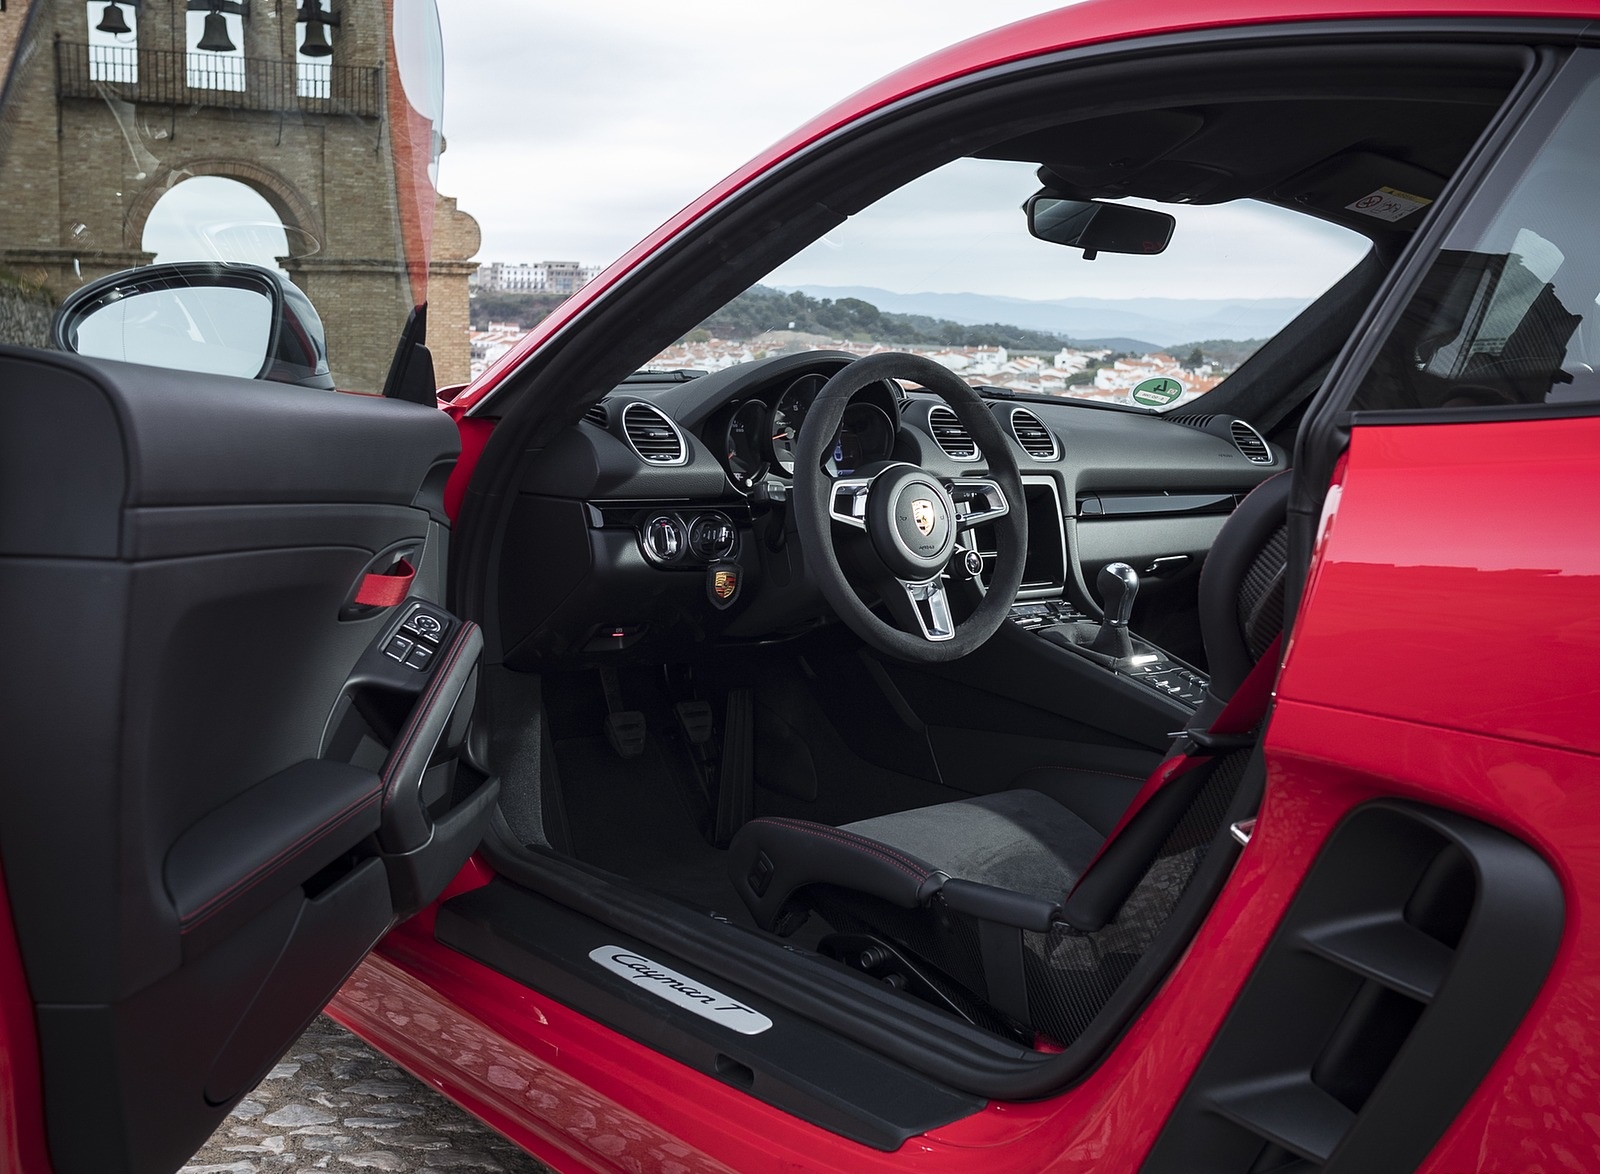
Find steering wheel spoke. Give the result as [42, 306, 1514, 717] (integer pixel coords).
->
[884, 575, 956, 642]
[828, 476, 874, 530]
[948, 477, 1010, 531]
[792, 352, 1028, 662]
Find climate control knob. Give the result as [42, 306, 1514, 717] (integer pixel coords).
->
[643, 515, 686, 562]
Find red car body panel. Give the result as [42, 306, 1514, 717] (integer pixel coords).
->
[4, 1, 1598, 1169]
[449, 0, 1599, 415]
[326, 417, 1600, 1171]
[0, 865, 48, 1173]
[1275, 417, 1600, 1172]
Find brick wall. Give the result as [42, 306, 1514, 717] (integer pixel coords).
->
[0, 0, 481, 394]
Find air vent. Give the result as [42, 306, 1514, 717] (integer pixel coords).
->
[1167, 413, 1219, 430]
[1143, 802, 1563, 1174]
[927, 405, 979, 461]
[1010, 408, 1058, 461]
[583, 403, 609, 428]
[621, 402, 687, 465]
[1230, 420, 1273, 464]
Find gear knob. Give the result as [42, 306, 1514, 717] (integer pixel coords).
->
[1097, 562, 1139, 628]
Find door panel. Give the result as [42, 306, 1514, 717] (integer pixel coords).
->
[0, 346, 471, 1173]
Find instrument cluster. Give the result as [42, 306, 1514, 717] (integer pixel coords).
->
[714, 371, 899, 491]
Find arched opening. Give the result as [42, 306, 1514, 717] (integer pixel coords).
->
[140, 176, 316, 272]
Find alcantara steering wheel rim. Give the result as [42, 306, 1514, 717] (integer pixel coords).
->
[793, 352, 1028, 662]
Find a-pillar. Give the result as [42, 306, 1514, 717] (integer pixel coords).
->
[282, 254, 412, 393]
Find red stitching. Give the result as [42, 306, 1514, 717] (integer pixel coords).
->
[760, 818, 932, 878]
[179, 623, 479, 934]
[381, 634, 459, 788]
[381, 623, 478, 804]
[759, 817, 933, 877]
[178, 788, 380, 930]
[750, 818, 932, 884]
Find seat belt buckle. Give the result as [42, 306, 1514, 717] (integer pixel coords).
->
[1169, 726, 1257, 755]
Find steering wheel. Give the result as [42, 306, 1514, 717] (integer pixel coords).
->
[793, 352, 1028, 662]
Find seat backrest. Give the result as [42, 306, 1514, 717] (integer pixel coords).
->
[1197, 469, 1293, 700]
[1060, 471, 1292, 931]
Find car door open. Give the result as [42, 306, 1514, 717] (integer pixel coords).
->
[0, 343, 493, 1174]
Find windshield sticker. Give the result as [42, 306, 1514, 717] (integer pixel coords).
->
[1346, 187, 1432, 223]
[589, 947, 774, 1034]
[1131, 377, 1184, 407]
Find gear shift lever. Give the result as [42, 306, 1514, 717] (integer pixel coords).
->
[1089, 562, 1139, 658]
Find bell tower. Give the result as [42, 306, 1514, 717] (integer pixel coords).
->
[0, 0, 479, 389]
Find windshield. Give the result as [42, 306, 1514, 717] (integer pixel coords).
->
[644, 158, 1370, 411]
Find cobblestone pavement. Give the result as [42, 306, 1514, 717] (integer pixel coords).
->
[183, 1016, 556, 1174]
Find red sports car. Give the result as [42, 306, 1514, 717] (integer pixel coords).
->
[2, 0, 1598, 1170]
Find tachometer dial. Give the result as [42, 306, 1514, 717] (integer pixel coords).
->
[769, 373, 827, 476]
[722, 399, 768, 489]
[829, 402, 896, 476]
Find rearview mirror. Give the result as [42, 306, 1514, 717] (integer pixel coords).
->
[1025, 194, 1175, 260]
[53, 262, 335, 389]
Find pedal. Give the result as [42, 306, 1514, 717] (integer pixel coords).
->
[674, 700, 715, 746]
[605, 710, 648, 759]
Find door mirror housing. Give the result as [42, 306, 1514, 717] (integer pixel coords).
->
[53, 262, 335, 389]
[1024, 193, 1175, 260]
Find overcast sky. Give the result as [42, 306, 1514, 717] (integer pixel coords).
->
[435, 1, 1061, 267]
[433, 1, 1368, 301]
[143, 2, 1367, 303]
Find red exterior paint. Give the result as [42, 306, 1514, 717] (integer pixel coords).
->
[450, 0, 1600, 414]
[336, 414, 1600, 1171]
[330, 731, 1320, 1171]
[0, 862, 50, 1173]
[1277, 419, 1600, 757]
[1275, 417, 1600, 1172]
[4, 4, 1597, 1170]
[383, 0, 438, 309]
[442, 411, 497, 523]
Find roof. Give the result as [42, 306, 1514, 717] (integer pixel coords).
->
[457, 0, 1598, 410]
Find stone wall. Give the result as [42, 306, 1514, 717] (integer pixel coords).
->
[0, 0, 480, 394]
[427, 192, 481, 388]
[0, 269, 52, 349]
[0, 0, 36, 88]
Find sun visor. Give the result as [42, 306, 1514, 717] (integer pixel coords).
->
[978, 109, 1205, 183]
[1273, 151, 1447, 232]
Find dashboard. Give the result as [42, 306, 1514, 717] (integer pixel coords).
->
[500, 350, 1286, 667]
[711, 371, 901, 488]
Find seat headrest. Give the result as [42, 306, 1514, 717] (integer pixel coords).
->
[1198, 470, 1292, 698]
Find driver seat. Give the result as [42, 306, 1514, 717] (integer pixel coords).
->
[728, 470, 1292, 1043]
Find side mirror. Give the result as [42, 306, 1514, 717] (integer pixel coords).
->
[1025, 193, 1175, 260]
[53, 262, 335, 389]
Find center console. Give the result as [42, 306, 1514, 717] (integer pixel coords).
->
[1033, 610, 1210, 706]
[1011, 598, 1209, 707]
[1006, 566, 1210, 709]
[972, 478, 1210, 709]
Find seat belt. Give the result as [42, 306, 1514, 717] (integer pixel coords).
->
[1059, 634, 1283, 931]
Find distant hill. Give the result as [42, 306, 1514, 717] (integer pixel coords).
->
[782, 286, 1310, 349]
[690, 286, 1076, 352]
[473, 283, 1269, 363]
[470, 289, 570, 330]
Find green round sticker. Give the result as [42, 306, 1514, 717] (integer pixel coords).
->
[1131, 377, 1184, 407]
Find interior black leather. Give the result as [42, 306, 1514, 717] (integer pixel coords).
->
[728, 469, 1294, 1036]
[0, 346, 466, 1174]
[1196, 471, 1292, 699]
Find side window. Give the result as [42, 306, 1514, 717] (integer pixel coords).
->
[1352, 67, 1600, 413]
